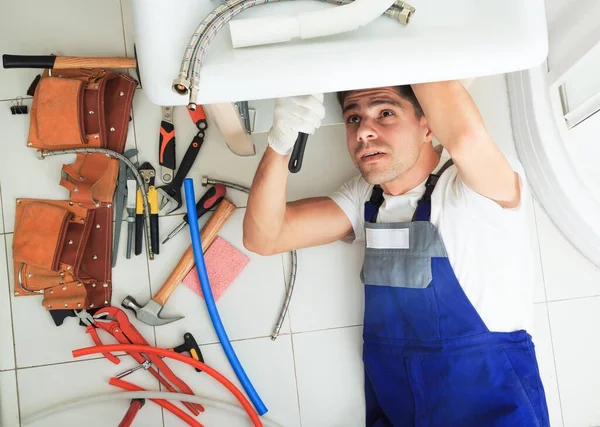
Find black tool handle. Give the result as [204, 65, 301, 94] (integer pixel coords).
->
[171, 132, 205, 189]
[135, 215, 143, 255]
[183, 184, 226, 224]
[173, 332, 204, 373]
[288, 132, 309, 173]
[150, 214, 159, 255]
[3, 54, 56, 69]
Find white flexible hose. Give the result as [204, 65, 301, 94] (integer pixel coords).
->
[22, 391, 284, 427]
[229, 0, 397, 48]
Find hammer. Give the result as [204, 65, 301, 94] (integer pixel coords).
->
[122, 198, 236, 326]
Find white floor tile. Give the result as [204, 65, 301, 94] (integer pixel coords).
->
[0, 370, 19, 427]
[285, 241, 364, 333]
[161, 335, 300, 427]
[0, 236, 15, 371]
[532, 303, 563, 427]
[6, 234, 155, 368]
[535, 201, 600, 301]
[17, 358, 162, 427]
[0, 0, 126, 100]
[284, 124, 359, 202]
[121, 0, 136, 59]
[150, 210, 289, 346]
[531, 199, 547, 303]
[0, 183, 4, 234]
[293, 326, 365, 427]
[548, 297, 600, 427]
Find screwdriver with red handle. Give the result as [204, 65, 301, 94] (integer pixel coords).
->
[162, 184, 226, 244]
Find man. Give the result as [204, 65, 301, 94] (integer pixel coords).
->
[243, 81, 550, 426]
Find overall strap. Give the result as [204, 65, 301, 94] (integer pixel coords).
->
[364, 159, 454, 223]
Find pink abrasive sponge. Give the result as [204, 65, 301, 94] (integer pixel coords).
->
[183, 236, 250, 301]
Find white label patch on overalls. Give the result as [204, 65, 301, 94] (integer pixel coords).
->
[366, 228, 410, 249]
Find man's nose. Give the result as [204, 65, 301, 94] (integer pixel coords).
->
[356, 118, 377, 142]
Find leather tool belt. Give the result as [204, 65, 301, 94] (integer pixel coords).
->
[12, 68, 137, 310]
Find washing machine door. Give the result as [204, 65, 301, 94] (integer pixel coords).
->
[507, 0, 600, 267]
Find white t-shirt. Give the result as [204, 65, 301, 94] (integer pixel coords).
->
[330, 149, 536, 333]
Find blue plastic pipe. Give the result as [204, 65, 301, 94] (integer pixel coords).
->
[183, 178, 268, 416]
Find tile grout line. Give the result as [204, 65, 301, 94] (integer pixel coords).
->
[546, 293, 600, 304]
[118, 0, 130, 58]
[1, 230, 22, 426]
[15, 354, 110, 371]
[532, 199, 565, 425]
[531, 196, 548, 303]
[291, 323, 363, 336]
[289, 334, 304, 427]
[0, 182, 5, 234]
[544, 303, 566, 426]
[280, 251, 303, 426]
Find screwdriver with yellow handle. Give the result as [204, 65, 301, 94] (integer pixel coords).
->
[148, 185, 160, 255]
[134, 188, 144, 256]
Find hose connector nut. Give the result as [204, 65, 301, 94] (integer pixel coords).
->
[172, 75, 191, 95]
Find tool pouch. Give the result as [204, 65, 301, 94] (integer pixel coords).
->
[13, 68, 137, 311]
[60, 153, 120, 207]
[28, 69, 137, 150]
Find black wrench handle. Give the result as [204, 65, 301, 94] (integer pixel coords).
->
[288, 132, 309, 174]
[171, 131, 205, 190]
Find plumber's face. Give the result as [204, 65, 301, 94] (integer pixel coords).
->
[342, 87, 432, 185]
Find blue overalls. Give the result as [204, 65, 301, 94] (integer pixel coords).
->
[361, 161, 550, 426]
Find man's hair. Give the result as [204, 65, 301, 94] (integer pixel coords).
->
[336, 85, 424, 119]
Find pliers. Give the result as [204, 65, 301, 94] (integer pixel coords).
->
[81, 307, 204, 416]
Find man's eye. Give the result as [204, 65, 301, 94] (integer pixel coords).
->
[381, 110, 394, 118]
[347, 115, 361, 124]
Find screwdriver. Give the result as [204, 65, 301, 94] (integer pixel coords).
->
[162, 184, 226, 244]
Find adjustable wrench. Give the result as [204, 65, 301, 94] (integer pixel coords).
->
[157, 105, 207, 215]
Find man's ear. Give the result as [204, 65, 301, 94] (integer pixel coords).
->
[419, 115, 433, 143]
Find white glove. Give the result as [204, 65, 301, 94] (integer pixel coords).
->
[267, 94, 326, 156]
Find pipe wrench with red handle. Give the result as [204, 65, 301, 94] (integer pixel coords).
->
[86, 306, 204, 415]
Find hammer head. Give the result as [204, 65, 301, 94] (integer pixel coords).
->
[121, 296, 183, 326]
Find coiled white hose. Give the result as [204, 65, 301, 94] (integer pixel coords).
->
[22, 391, 284, 426]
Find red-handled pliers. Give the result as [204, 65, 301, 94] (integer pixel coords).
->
[85, 307, 204, 416]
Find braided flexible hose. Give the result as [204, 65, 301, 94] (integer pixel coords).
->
[201, 176, 296, 340]
[37, 148, 154, 260]
[174, 0, 415, 105]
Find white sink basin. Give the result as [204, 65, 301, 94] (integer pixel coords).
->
[132, 0, 548, 105]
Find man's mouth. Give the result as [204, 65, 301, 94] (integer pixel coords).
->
[359, 151, 386, 162]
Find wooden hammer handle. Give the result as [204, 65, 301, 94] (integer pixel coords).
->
[54, 56, 137, 69]
[152, 199, 237, 306]
[2, 54, 136, 70]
